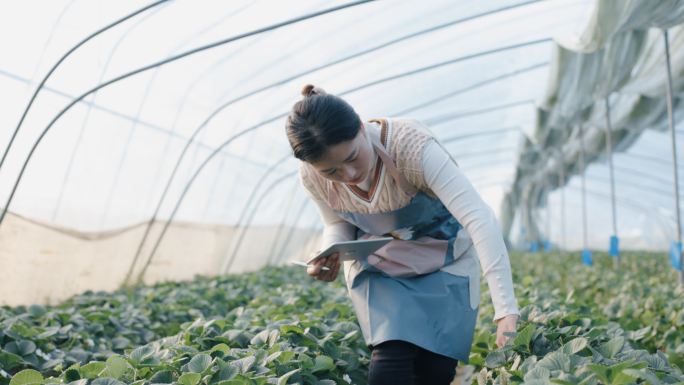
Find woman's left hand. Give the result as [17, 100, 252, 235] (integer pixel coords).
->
[495, 314, 519, 348]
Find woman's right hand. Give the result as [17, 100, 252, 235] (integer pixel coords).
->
[307, 252, 340, 282]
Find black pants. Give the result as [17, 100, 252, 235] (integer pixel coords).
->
[367, 340, 458, 385]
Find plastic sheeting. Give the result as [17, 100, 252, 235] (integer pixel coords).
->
[14, 0, 684, 302]
[2, 0, 601, 305]
[502, 0, 684, 248]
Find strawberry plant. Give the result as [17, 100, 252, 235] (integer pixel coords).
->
[2, 251, 683, 385]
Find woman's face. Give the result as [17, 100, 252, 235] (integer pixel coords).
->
[309, 123, 374, 185]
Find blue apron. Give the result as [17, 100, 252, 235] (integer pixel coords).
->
[326, 134, 479, 363]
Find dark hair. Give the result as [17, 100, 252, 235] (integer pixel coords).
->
[285, 84, 361, 162]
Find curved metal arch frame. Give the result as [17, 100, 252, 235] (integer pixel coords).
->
[425, 99, 536, 127]
[0, 0, 170, 174]
[196, 0, 390, 223]
[220, 171, 298, 275]
[393, 62, 548, 116]
[342, 39, 550, 97]
[52, 5, 168, 224]
[0, 0, 373, 226]
[99, 3, 260, 229]
[207, 150, 291, 277]
[10, 0, 660, 282]
[441, 126, 521, 144]
[132, 38, 556, 284]
[269, 197, 314, 266]
[197, 7, 553, 224]
[264, 181, 302, 266]
[172, 8, 554, 237]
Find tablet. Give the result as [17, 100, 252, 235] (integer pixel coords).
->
[306, 237, 394, 264]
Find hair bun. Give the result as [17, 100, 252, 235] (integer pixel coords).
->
[301, 84, 326, 97]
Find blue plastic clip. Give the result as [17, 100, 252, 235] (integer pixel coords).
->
[582, 249, 593, 266]
[530, 242, 539, 252]
[609, 235, 619, 257]
[670, 240, 682, 271]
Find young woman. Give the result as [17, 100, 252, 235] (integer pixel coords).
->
[285, 84, 519, 385]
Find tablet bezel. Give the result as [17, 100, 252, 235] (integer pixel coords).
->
[306, 237, 394, 264]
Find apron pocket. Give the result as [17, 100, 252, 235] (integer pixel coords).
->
[441, 273, 477, 313]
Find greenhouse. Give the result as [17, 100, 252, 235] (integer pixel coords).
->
[0, 0, 683, 384]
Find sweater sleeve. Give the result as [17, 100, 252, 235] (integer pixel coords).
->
[422, 139, 520, 321]
[298, 167, 356, 249]
[310, 193, 357, 248]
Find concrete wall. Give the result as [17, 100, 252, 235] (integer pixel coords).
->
[0, 212, 320, 306]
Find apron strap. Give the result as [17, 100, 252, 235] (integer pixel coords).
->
[371, 141, 418, 197]
[325, 119, 418, 206]
[327, 179, 340, 207]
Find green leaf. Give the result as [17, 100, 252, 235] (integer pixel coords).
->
[610, 359, 640, 372]
[280, 325, 304, 335]
[268, 329, 280, 347]
[485, 350, 507, 369]
[263, 351, 281, 365]
[178, 372, 201, 385]
[0, 350, 26, 370]
[612, 370, 638, 385]
[537, 351, 572, 372]
[622, 369, 662, 385]
[627, 326, 651, 341]
[104, 355, 131, 379]
[129, 345, 155, 364]
[277, 368, 300, 385]
[8, 322, 37, 339]
[210, 344, 231, 355]
[522, 276, 535, 286]
[214, 378, 251, 385]
[149, 370, 173, 384]
[312, 355, 335, 373]
[276, 351, 295, 364]
[90, 378, 127, 385]
[513, 324, 535, 351]
[111, 337, 130, 350]
[597, 337, 625, 359]
[250, 330, 270, 346]
[233, 356, 256, 374]
[525, 379, 553, 385]
[550, 380, 576, 385]
[63, 369, 80, 383]
[585, 328, 604, 340]
[561, 337, 588, 355]
[27, 305, 47, 318]
[223, 330, 250, 348]
[215, 362, 239, 381]
[35, 327, 60, 340]
[79, 362, 106, 379]
[340, 330, 358, 341]
[599, 360, 640, 385]
[644, 354, 667, 370]
[523, 367, 550, 382]
[587, 364, 610, 384]
[186, 354, 213, 373]
[5, 341, 36, 356]
[9, 369, 43, 385]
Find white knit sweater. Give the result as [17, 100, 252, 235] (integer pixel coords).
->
[300, 118, 520, 321]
